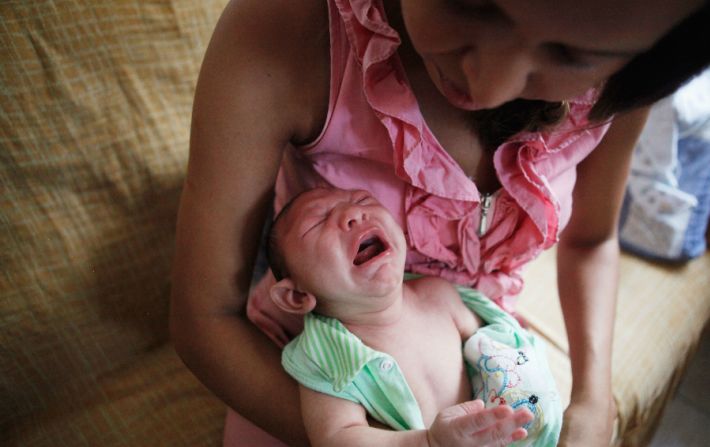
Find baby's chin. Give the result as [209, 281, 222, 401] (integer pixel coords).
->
[362, 266, 405, 295]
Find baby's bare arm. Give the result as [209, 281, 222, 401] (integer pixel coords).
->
[300, 386, 430, 447]
[301, 386, 531, 447]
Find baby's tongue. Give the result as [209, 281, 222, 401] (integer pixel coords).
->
[354, 239, 384, 266]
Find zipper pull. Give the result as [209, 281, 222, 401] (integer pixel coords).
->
[478, 194, 492, 237]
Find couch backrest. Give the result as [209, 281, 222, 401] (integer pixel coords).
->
[0, 0, 226, 430]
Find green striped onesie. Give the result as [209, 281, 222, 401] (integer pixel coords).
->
[281, 285, 562, 446]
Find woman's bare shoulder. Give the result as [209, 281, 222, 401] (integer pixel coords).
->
[174, 0, 332, 314]
[206, 0, 331, 142]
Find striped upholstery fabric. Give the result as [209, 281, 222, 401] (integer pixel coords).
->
[518, 247, 710, 446]
[1, 1, 227, 445]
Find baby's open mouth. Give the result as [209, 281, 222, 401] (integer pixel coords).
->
[353, 235, 387, 266]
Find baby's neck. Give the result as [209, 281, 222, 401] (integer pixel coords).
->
[335, 285, 415, 346]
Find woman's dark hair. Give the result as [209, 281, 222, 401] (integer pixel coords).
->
[469, 99, 569, 151]
[589, 1, 710, 120]
[470, 2, 710, 151]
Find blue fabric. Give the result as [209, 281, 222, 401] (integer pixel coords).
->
[619, 70, 710, 262]
[620, 135, 710, 262]
[677, 137, 710, 259]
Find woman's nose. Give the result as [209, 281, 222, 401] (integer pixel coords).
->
[461, 43, 533, 109]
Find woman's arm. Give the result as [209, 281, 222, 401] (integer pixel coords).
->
[169, 0, 328, 444]
[556, 107, 650, 446]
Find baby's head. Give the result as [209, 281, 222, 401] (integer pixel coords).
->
[267, 187, 407, 319]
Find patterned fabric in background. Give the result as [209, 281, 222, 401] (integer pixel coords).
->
[0, 1, 227, 444]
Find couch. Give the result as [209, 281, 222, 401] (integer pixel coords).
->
[2, 1, 708, 446]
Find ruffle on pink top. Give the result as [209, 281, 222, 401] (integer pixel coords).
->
[332, 0, 609, 301]
[246, 0, 611, 348]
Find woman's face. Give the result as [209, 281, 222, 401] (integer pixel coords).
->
[399, 0, 703, 110]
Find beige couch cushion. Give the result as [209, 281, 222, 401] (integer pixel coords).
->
[1, 0, 226, 443]
[518, 248, 710, 446]
[9, 346, 225, 446]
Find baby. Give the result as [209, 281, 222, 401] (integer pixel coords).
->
[267, 187, 562, 447]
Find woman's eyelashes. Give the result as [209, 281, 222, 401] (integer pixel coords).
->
[441, 1, 601, 71]
[444, 0, 506, 21]
[545, 44, 596, 69]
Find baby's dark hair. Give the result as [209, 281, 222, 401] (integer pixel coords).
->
[265, 189, 313, 282]
[471, 2, 710, 151]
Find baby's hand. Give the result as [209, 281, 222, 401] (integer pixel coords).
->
[427, 399, 533, 447]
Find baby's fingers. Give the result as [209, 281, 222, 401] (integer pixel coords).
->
[450, 403, 514, 434]
[470, 408, 534, 446]
[429, 402, 532, 447]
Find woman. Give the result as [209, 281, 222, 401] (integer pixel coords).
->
[170, 0, 710, 445]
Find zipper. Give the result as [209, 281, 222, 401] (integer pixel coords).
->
[477, 192, 496, 237]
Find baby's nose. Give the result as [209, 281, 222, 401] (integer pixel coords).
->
[339, 206, 367, 230]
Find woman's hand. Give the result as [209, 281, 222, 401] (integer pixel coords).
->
[427, 400, 533, 447]
[559, 397, 616, 446]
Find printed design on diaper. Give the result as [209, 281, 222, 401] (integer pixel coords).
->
[471, 337, 546, 435]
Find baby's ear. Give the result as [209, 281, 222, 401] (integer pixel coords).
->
[269, 278, 316, 315]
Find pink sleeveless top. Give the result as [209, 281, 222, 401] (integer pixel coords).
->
[245, 0, 610, 348]
[226, 0, 610, 444]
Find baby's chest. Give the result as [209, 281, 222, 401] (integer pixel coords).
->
[389, 325, 471, 424]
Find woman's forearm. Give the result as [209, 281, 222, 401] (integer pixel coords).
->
[555, 108, 648, 402]
[171, 309, 310, 446]
[556, 237, 619, 401]
[169, 185, 309, 445]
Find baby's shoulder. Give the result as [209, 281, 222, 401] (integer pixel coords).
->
[406, 276, 463, 312]
[406, 277, 481, 338]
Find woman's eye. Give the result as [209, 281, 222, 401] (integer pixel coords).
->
[444, 0, 504, 20]
[547, 44, 594, 69]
